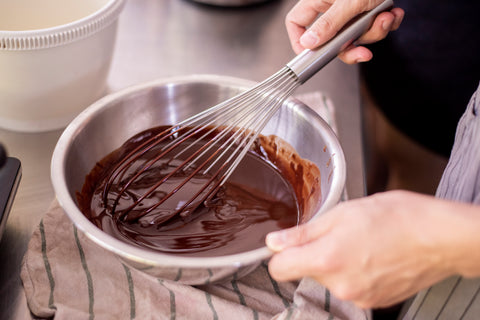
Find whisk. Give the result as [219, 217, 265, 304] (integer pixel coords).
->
[102, 0, 394, 225]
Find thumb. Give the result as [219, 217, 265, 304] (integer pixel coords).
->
[266, 214, 333, 252]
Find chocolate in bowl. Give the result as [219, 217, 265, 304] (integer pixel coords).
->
[76, 125, 321, 257]
[51, 75, 346, 284]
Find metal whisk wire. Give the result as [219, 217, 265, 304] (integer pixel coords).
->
[103, 67, 299, 222]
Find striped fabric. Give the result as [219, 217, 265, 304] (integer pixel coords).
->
[403, 82, 480, 319]
[21, 92, 368, 319]
[21, 187, 368, 320]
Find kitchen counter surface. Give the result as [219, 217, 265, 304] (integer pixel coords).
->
[0, 0, 365, 318]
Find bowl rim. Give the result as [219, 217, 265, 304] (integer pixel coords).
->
[51, 74, 346, 268]
[0, 0, 125, 51]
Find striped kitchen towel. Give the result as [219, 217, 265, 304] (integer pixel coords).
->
[21, 92, 363, 319]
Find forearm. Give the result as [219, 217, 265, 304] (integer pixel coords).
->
[419, 197, 480, 278]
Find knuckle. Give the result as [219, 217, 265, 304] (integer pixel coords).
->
[331, 283, 359, 301]
[318, 14, 336, 34]
[312, 249, 339, 273]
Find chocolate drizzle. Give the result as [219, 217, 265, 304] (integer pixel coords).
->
[77, 125, 321, 257]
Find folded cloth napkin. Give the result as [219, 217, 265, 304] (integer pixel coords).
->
[21, 92, 365, 319]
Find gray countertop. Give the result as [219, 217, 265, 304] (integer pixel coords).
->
[0, 0, 365, 318]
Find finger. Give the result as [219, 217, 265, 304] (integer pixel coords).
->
[338, 8, 404, 64]
[285, 0, 333, 53]
[266, 212, 335, 252]
[390, 7, 405, 31]
[356, 11, 394, 45]
[356, 8, 404, 45]
[337, 45, 373, 64]
[286, 0, 333, 30]
[299, 0, 376, 49]
[268, 242, 326, 281]
[286, 21, 308, 54]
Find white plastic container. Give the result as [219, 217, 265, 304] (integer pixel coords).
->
[0, 0, 125, 132]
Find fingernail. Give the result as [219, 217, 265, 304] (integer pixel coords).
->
[266, 231, 286, 252]
[354, 57, 368, 63]
[353, 51, 373, 64]
[300, 30, 319, 48]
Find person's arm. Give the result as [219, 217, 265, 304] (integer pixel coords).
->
[266, 190, 480, 309]
[286, 0, 404, 63]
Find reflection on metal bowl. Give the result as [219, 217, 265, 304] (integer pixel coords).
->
[51, 75, 346, 285]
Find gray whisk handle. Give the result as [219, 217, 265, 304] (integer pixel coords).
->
[286, 0, 394, 84]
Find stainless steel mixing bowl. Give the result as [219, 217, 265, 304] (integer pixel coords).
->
[51, 74, 346, 285]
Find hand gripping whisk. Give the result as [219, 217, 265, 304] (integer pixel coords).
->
[102, 0, 394, 225]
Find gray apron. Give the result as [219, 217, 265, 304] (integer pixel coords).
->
[403, 82, 480, 319]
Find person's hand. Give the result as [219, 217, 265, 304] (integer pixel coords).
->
[266, 190, 480, 308]
[286, 0, 404, 63]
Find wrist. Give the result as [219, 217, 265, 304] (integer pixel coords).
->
[418, 198, 480, 278]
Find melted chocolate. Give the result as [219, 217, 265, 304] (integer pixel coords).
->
[77, 126, 321, 257]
